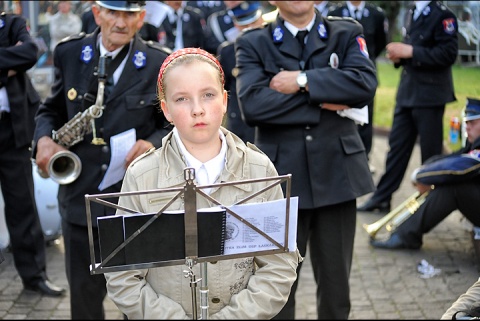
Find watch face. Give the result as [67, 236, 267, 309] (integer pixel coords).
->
[297, 73, 307, 87]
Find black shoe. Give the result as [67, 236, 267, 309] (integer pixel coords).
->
[357, 199, 391, 213]
[24, 280, 66, 297]
[370, 233, 407, 249]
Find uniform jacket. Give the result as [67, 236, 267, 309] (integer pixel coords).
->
[105, 127, 300, 319]
[396, 1, 458, 107]
[217, 40, 255, 143]
[158, 5, 206, 51]
[0, 13, 41, 149]
[236, 13, 377, 209]
[33, 29, 171, 226]
[204, 8, 236, 54]
[329, 2, 388, 63]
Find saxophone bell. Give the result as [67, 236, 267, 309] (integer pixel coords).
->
[38, 150, 82, 185]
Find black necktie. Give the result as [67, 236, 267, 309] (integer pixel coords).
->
[296, 30, 308, 49]
[296, 30, 308, 70]
[354, 9, 360, 20]
[172, 12, 178, 37]
[104, 56, 114, 98]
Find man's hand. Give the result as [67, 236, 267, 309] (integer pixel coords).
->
[125, 139, 154, 168]
[413, 182, 433, 195]
[322, 103, 349, 111]
[270, 70, 307, 94]
[35, 136, 68, 176]
[386, 42, 413, 63]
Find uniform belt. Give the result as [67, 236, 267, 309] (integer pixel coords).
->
[0, 111, 10, 120]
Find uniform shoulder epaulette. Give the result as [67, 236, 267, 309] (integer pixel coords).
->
[217, 40, 231, 53]
[242, 24, 264, 34]
[129, 147, 156, 167]
[57, 32, 86, 46]
[146, 40, 172, 55]
[327, 16, 356, 23]
[242, 23, 267, 35]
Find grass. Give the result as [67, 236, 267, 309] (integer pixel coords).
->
[373, 60, 480, 151]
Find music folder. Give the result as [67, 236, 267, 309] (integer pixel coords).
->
[97, 208, 226, 267]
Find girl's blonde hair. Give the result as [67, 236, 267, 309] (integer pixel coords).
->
[157, 48, 225, 101]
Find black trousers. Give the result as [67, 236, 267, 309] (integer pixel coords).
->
[62, 220, 107, 319]
[0, 113, 47, 286]
[370, 105, 445, 204]
[397, 180, 480, 248]
[273, 200, 356, 320]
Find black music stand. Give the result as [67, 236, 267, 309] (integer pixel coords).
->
[85, 168, 295, 319]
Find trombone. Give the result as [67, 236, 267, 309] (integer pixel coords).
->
[363, 189, 431, 239]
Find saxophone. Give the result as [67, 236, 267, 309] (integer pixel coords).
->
[38, 56, 108, 185]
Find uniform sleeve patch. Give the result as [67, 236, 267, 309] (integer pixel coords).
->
[356, 36, 369, 58]
[442, 18, 456, 35]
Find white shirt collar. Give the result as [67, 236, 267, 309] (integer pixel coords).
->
[347, 1, 365, 18]
[314, 1, 329, 16]
[414, 1, 431, 13]
[172, 127, 227, 191]
[284, 14, 316, 37]
[97, 34, 129, 58]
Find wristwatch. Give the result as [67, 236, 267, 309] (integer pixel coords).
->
[296, 72, 307, 92]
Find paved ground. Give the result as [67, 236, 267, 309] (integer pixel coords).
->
[0, 133, 479, 319]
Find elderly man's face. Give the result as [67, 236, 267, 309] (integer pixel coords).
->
[92, 5, 145, 51]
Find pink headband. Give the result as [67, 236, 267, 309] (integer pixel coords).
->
[157, 48, 225, 97]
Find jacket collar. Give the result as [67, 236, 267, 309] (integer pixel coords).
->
[159, 128, 253, 193]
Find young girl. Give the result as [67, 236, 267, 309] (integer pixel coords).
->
[104, 48, 300, 319]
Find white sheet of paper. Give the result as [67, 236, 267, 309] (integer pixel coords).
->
[144, 1, 171, 27]
[337, 105, 369, 125]
[223, 197, 298, 254]
[98, 128, 136, 191]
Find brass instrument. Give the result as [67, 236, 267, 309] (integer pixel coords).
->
[38, 56, 108, 185]
[363, 190, 430, 239]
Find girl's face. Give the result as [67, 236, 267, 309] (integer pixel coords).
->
[161, 61, 227, 149]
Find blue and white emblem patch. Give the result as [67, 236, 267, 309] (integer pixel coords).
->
[133, 50, 146, 69]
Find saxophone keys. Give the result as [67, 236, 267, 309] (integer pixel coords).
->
[91, 138, 106, 145]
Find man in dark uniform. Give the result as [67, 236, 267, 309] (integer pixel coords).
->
[369, 97, 480, 250]
[235, 1, 377, 319]
[186, 0, 225, 20]
[329, 1, 388, 165]
[217, 1, 263, 143]
[203, 0, 243, 54]
[157, 1, 206, 51]
[33, 1, 171, 319]
[358, 1, 458, 213]
[80, 1, 97, 34]
[0, 11, 65, 297]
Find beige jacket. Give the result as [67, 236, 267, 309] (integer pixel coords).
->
[441, 277, 480, 319]
[105, 128, 301, 319]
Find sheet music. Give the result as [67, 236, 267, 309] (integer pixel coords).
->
[144, 1, 171, 27]
[98, 128, 136, 191]
[223, 197, 298, 254]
